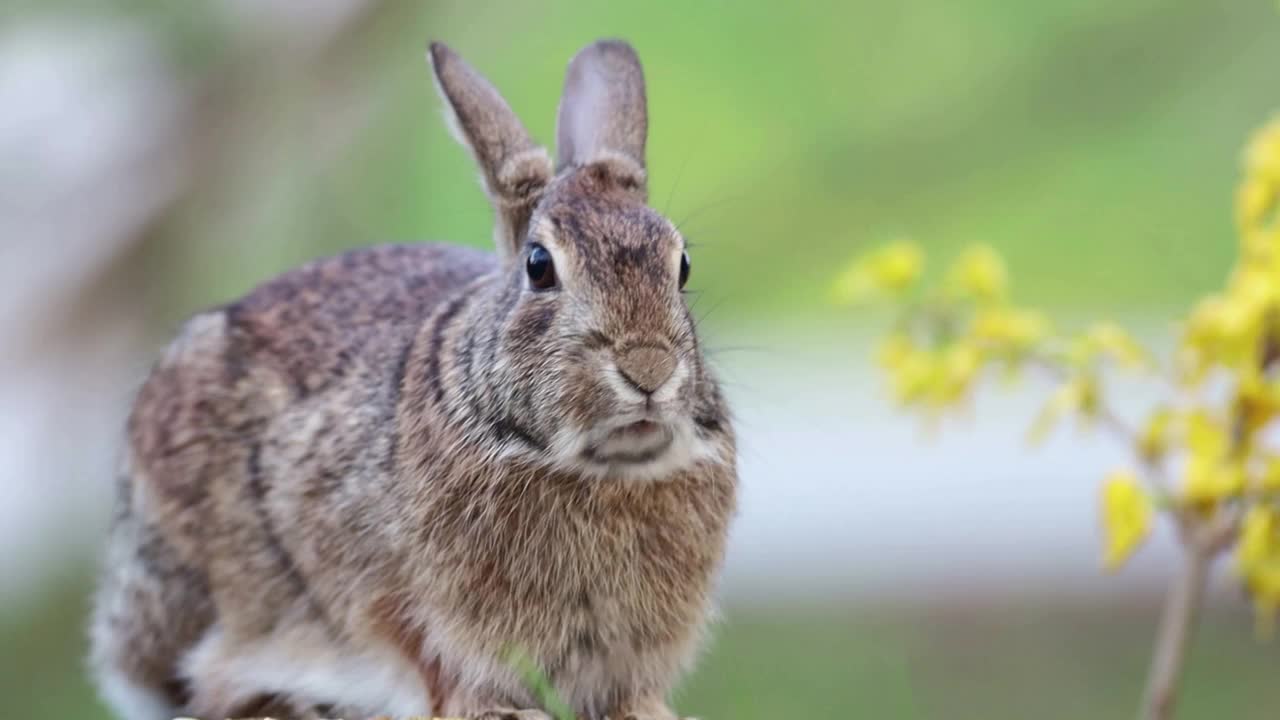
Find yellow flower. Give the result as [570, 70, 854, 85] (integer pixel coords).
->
[934, 342, 982, 405]
[1181, 410, 1245, 504]
[1236, 112, 1280, 236]
[1240, 116, 1280, 229]
[1137, 407, 1174, 463]
[1240, 507, 1280, 568]
[1237, 175, 1277, 234]
[970, 306, 1050, 352]
[867, 241, 926, 291]
[1240, 227, 1280, 266]
[1181, 280, 1272, 381]
[876, 332, 915, 370]
[1183, 163, 1280, 380]
[1236, 505, 1280, 637]
[1100, 471, 1153, 571]
[1232, 262, 1280, 317]
[1235, 375, 1280, 443]
[881, 339, 983, 410]
[1027, 375, 1098, 443]
[1071, 322, 1151, 370]
[831, 241, 924, 304]
[945, 244, 1007, 303]
[885, 344, 938, 405]
[1260, 455, 1280, 493]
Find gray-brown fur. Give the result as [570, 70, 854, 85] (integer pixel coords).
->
[90, 39, 736, 720]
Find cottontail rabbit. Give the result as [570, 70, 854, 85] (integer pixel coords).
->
[90, 39, 737, 720]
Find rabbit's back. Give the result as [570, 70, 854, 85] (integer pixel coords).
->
[217, 242, 494, 399]
[129, 241, 494, 521]
[94, 243, 495, 716]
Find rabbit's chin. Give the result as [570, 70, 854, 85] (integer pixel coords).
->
[545, 415, 720, 482]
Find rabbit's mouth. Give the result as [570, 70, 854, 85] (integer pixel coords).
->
[582, 419, 675, 465]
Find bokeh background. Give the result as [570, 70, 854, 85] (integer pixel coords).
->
[3, 1, 1280, 718]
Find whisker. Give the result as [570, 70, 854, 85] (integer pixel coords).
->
[705, 344, 776, 356]
[693, 295, 731, 330]
[673, 194, 744, 234]
[663, 139, 696, 217]
[684, 288, 707, 313]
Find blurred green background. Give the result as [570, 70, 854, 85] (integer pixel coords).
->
[3, 1, 1280, 718]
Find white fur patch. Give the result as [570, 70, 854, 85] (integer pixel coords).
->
[492, 354, 727, 481]
[97, 669, 175, 720]
[540, 358, 724, 481]
[182, 625, 426, 717]
[160, 311, 227, 368]
[545, 414, 722, 483]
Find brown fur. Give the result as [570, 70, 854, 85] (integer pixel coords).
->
[90, 40, 736, 720]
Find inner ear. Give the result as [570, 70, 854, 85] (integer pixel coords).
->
[555, 40, 648, 185]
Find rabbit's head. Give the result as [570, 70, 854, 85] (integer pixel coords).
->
[429, 40, 731, 481]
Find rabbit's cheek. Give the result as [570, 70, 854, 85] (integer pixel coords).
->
[556, 365, 611, 425]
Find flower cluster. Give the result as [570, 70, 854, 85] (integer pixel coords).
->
[834, 241, 1050, 410]
[837, 114, 1280, 633]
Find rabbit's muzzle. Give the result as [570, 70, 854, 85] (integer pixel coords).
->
[582, 418, 676, 465]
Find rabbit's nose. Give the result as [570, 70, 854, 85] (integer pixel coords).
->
[616, 345, 676, 394]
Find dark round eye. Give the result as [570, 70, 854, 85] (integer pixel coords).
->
[526, 243, 556, 290]
[678, 250, 691, 289]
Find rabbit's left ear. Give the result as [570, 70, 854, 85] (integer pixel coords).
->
[429, 42, 552, 260]
[555, 39, 648, 192]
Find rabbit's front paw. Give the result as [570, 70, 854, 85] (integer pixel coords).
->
[605, 697, 695, 720]
[473, 709, 555, 720]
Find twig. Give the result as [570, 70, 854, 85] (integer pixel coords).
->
[1022, 352, 1179, 498]
[1139, 538, 1211, 720]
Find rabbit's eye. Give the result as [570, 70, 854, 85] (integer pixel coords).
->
[527, 243, 557, 290]
[679, 250, 691, 289]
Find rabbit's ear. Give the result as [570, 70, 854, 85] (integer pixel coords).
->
[555, 40, 648, 189]
[429, 42, 552, 259]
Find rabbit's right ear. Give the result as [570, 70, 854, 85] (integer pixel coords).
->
[428, 42, 552, 260]
[555, 39, 648, 197]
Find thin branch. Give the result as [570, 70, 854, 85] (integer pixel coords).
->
[1139, 534, 1211, 720]
[1022, 352, 1178, 497]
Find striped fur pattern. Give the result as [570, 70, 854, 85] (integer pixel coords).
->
[89, 39, 737, 720]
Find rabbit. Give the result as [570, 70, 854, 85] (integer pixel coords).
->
[89, 38, 737, 720]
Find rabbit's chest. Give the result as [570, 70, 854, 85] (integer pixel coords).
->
[419, 468, 734, 661]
